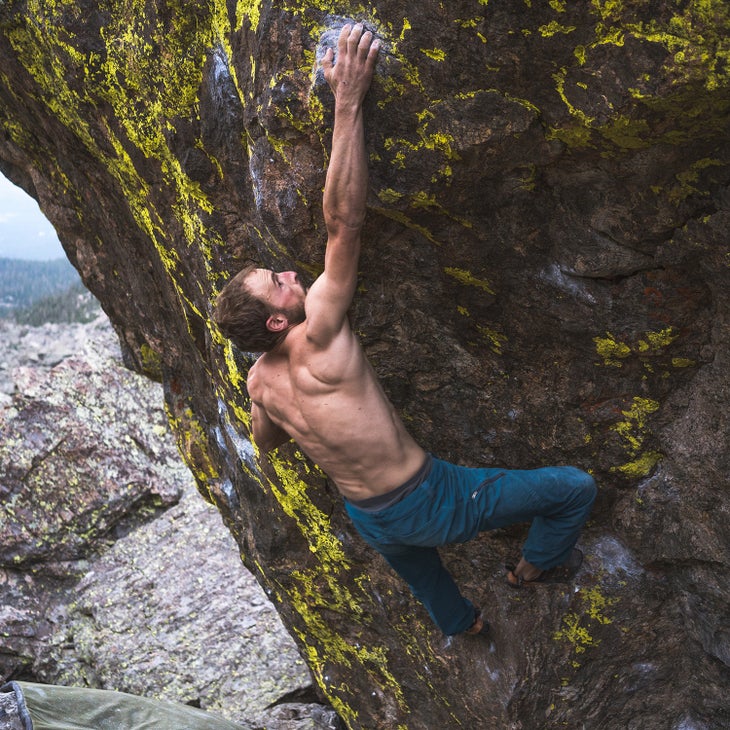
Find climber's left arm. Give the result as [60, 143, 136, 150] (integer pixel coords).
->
[251, 402, 291, 453]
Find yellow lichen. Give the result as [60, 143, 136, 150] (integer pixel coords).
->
[610, 397, 662, 476]
[594, 332, 631, 367]
[444, 267, 495, 294]
[554, 585, 618, 654]
[539, 21, 577, 37]
[615, 451, 662, 477]
[378, 188, 404, 204]
[236, 0, 263, 32]
[642, 327, 678, 351]
[476, 324, 507, 354]
[420, 48, 446, 61]
[264, 453, 410, 720]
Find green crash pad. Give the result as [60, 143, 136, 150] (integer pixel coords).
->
[0, 682, 247, 730]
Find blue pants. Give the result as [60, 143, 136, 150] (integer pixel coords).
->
[345, 458, 597, 636]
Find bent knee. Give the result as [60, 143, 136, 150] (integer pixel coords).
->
[564, 467, 597, 505]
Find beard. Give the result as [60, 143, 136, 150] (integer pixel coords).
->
[283, 301, 306, 326]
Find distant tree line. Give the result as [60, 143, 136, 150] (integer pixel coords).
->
[0, 257, 101, 325]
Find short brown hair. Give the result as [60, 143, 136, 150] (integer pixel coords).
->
[213, 265, 286, 353]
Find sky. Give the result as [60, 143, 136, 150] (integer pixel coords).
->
[0, 173, 65, 260]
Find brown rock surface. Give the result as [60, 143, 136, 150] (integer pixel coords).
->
[1, 2, 728, 727]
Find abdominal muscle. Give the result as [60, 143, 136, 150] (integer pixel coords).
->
[254, 330, 427, 501]
[291, 388, 427, 500]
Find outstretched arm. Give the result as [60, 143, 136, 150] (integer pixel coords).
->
[305, 24, 379, 345]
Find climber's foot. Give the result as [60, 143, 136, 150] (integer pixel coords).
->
[506, 549, 583, 589]
[464, 608, 490, 636]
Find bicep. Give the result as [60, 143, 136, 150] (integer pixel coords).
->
[305, 230, 361, 345]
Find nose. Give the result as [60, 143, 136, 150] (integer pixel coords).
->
[281, 271, 299, 285]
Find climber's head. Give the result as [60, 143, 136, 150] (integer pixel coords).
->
[213, 265, 307, 353]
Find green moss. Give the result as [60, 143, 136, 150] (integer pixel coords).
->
[597, 115, 651, 149]
[668, 157, 724, 203]
[139, 342, 163, 380]
[547, 122, 594, 148]
[514, 163, 537, 191]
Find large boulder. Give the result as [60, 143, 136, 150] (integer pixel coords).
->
[1, 2, 728, 727]
[0, 317, 320, 729]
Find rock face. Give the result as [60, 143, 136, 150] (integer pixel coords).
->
[1, 2, 729, 728]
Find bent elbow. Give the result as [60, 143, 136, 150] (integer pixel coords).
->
[257, 433, 291, 454]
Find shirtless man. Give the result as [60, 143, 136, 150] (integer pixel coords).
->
[214, 24, 596, 637]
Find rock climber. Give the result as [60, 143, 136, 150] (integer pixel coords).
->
[213, 23, 596, 637]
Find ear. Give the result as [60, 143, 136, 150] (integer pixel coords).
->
[266, 313, 289, 332]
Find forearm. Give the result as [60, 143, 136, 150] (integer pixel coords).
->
[321, 23, 379, 236]
[306, 22, 378, 335]
[323, 102, 368, 233]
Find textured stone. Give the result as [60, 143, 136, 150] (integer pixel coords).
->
[39, 484, 315, 728]
[0, 316, 182, 570]
[1, 2, 729, 727]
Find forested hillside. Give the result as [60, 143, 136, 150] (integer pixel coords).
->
[0, 257, 100, 324]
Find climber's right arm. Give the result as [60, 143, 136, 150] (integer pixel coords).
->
[303, 24, 379, 348]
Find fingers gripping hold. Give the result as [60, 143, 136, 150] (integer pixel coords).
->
[317, 20, 381, 97]
[342, 22, 356, 54]
[357, 29, 379, 64]
[342, 23, 379, 65]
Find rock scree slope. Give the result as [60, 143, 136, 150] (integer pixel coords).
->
[1, 1, 729, 728]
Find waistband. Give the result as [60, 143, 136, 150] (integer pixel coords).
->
[346, 454, 433, 513]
